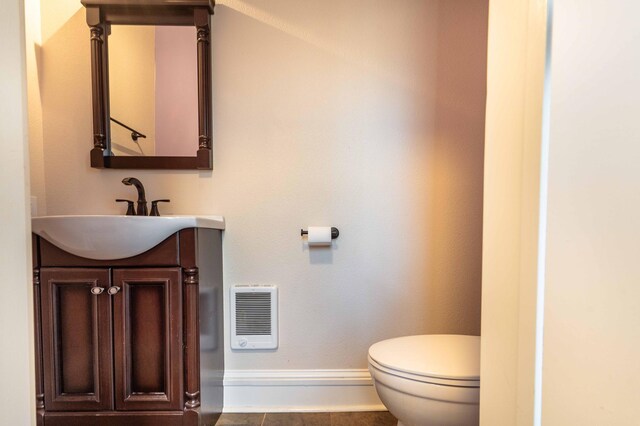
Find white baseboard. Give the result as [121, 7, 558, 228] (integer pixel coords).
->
[222, 369, 385, 413]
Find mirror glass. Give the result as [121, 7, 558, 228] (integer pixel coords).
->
[108, 25, 198, 157]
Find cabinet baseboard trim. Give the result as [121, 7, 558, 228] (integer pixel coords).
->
[221, 369, 385, 413]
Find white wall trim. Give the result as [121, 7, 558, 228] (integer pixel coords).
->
[533, 1, 554, 424]
[222, 369, 385, 413]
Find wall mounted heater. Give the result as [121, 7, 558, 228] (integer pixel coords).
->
[231, 285, 278, 350]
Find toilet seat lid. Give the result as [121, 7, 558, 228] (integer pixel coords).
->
[368, 335, 480, 381]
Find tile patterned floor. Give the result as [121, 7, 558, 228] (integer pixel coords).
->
[215, 411, 397, 426]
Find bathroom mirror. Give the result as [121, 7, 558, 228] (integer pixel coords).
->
[109, 25, 198, 158]
[82, 0, 214, 170]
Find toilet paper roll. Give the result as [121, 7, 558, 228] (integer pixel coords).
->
[307, 226, 332, 246]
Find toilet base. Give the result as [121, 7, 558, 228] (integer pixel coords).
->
[373, 378, 479, 426]
[396, 419, 476, 426]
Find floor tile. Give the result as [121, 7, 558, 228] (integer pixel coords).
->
[216, 413, 266, 426]
[330, 411, 397, 426]
[263, 412, 332, 426]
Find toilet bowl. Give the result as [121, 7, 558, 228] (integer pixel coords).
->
[368, 335, 480, 426]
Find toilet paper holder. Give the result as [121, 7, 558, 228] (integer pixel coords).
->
[301, 227, 340, 239]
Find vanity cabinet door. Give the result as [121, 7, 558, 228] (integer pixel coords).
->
[112, 268, 183, 411]
[40, 268, 114, 412]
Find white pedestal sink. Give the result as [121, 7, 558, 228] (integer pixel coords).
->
[31, 215, 225, 260]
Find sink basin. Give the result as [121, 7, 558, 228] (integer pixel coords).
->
[32, 215, 225, 260]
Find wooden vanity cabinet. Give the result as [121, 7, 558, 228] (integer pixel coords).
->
[40, 268, 114, 413]
[32, 229, 224, 426]
[112, 268, 183, 412]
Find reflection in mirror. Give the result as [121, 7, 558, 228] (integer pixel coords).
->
[108, 25, 198, 157]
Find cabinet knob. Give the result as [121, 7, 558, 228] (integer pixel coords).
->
[91, 287, 105, 295]
[107, 286, 121, 295]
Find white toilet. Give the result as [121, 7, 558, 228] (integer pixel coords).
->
[368, 334, 480, 426]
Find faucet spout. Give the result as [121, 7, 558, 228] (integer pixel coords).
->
[122, 177, 148, 216]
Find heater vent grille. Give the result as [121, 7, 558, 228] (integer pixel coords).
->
[235, 293, 272, 335]
[231, 286, 278, 350]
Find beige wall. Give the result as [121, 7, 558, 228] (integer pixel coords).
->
[542, 1, 640, 424]
[480, 0, 549, 424]
[25, 0, 46, 216]
[483, 1, 640, 425]
[31, 0, 487, 372]
[0, 0, 36, 424]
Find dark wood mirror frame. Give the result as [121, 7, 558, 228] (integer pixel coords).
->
[81, 0, 215, 170]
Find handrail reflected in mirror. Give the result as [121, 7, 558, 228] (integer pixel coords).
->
[81, 0, 215, 170]
[110, 117, 147, 142]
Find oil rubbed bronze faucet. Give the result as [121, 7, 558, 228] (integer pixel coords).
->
[121, 177, 148, 216]
[118, 177, 171, 216]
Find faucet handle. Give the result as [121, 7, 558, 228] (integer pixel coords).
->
[116, 199, 135, 216]
[150, 199, 170, 217]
